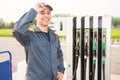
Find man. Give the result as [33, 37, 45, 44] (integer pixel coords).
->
[13, 3, 65, 80]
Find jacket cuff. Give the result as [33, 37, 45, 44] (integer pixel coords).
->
[59, 67, 65, 74]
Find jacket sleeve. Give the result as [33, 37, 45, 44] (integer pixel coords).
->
[13, 8, 37, 46]
[57, 38, 65, 74]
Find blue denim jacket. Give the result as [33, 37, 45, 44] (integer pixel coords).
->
[13, 8, 65, 80]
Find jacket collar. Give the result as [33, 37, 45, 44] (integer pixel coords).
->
[33, 25, 56, 33]
[33, 25, 42, 32]
[33, 25, 54, 32]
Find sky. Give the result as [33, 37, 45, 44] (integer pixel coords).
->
[0, 0, 120, 22]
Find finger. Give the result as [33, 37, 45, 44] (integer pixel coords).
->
[57, 73, 63, 80]
[57, 72, 61, 79]
[58, 76, 63, 80]
[36, 3, 44, 8]
[57, 73, 60, 79]
[60, 74, 63, 80]
[41, 3, 46, 8]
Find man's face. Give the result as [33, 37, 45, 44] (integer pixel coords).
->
[35, 7, 52, 27]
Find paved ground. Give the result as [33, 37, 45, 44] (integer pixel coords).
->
[0, 37, 25, 72]
[0, 37, 120, 79]
[111, 45, 120, 74]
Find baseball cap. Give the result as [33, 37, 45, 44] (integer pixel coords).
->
[44, 4, 53, 11]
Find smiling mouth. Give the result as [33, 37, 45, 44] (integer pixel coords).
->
[42, 18, 50, 22]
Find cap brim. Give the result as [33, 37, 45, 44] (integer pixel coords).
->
[45, 4, 53, 11]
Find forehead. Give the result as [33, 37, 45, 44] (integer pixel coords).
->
[40, 7, 51, 12]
